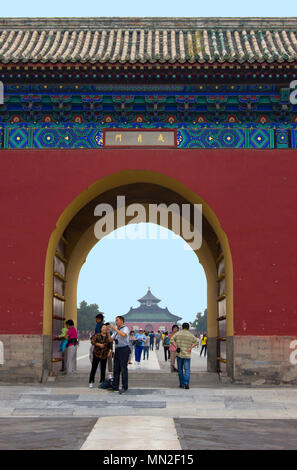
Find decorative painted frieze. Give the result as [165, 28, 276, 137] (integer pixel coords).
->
[3, 122, 297, 149]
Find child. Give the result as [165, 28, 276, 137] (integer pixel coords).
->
[58, 325, 68, 352]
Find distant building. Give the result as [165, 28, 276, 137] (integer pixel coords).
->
[123, 287, 182, 332]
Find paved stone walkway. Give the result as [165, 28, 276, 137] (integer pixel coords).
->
[1, 385, 297, 419]
[1, 341, 297, 449]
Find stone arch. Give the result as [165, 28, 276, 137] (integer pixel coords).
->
[43, 170, 234, 378]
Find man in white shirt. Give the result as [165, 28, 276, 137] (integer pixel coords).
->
[109, 316, 130, 394]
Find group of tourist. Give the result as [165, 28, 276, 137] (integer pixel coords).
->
[128, 329, 176, 368]
[56, 315, 208, 392]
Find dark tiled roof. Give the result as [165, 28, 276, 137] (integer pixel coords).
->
[138, 288, 161, 304]
[0, 17, 297, 64]
[123, 303, 182, 322]
[127, 304, 166, 313]
[123, 310, 182, 323]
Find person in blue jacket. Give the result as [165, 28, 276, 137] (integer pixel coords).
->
[134, 328, 146, 366]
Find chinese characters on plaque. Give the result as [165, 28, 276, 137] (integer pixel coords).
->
[104, 130, 176, 147]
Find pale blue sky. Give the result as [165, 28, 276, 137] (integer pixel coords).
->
[0, 0, 294, 17]
[77, 224, 207, 324]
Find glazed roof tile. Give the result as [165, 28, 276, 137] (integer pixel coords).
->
[0, 17, 296, 64]
[138, 288, 161, 304]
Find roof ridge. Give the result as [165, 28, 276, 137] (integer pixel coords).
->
[0, 17, 297, 30]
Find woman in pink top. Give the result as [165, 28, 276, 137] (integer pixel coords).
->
[65, 319, 78, 374]
[169, 324, 179, 372]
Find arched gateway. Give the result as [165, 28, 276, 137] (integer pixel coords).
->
[44, 171, 234, 380]
[0, 17, 297, 385]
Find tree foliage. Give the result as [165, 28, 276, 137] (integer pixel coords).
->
[77, 300, 104, 333]
[190, 309, 207, 334]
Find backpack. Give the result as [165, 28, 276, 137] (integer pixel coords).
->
[99, 377, 113, 389]
[163, 336, 170, 346]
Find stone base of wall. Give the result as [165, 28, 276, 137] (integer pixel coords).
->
[0, 335, 51, 383]
[207, 336, 218, 373]
[233, 335, 297, 385]
[1, 333, 296, 385]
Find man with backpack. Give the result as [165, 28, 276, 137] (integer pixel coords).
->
[162, 332, 171, 361]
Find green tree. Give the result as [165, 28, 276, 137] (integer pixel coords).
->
[77, 300, 104, 333]
[190, 309, 207, 334]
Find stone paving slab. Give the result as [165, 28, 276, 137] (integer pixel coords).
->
[76, 393, 114, 401]
[73, 407, 172, 417]
[12, 408, 75, 416]
[0, 392, 22, 400]
[50, 387, 91, 395]
[20, 394, 79, 401]
[174, 418, 297, 450]
[72, 408, 140, 417]
[65, 400, 109, 408]
[11, 400, 67, 409]
[194, 402, 226, 411]
[0, 418, 96, 450]
[81, 416, 181, 450]
[62, 400, 166, 408]
[194, 409, 293, 419]
[283, 401, 297, 408]
[118, 388, 165, 395]
[0, 408, 15, 416]
[75, 389, 167, 400]
[82, 438, 181, 450]
[125, 401, 166, 408]
[0, 386, 52, 393]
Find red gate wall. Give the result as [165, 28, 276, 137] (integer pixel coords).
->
[0, 148, 296, 382]
[0, 148, 296, 335]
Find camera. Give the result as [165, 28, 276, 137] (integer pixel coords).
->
[115, 339, 119, 345]
[176, 348, 181, 353]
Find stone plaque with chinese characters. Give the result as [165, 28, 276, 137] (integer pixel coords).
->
[103, 130, 176, 147]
